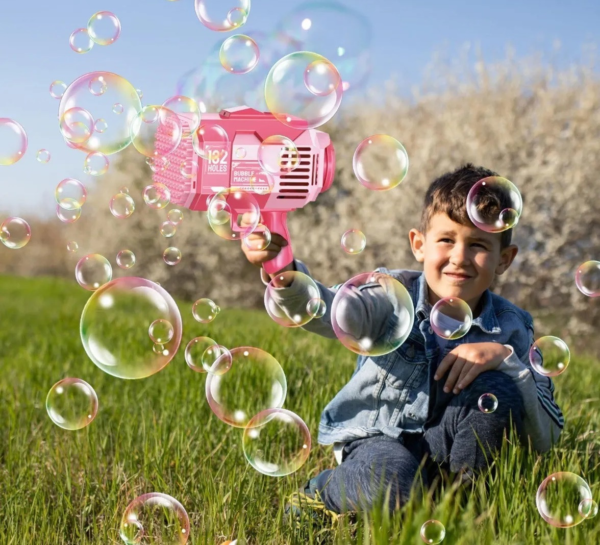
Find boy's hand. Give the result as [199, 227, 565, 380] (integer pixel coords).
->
[434, 342, 512, 394]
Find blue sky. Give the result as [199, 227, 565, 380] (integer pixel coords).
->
[1, 0, 598, 217]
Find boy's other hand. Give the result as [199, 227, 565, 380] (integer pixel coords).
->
[434, 342, 512, 395]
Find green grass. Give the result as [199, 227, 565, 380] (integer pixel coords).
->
[0, 275, 599, 544]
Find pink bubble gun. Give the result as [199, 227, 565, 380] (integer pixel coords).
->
[152, 106, 335, 274]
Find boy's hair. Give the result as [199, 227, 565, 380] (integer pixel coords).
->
[419, 163, 513, 250]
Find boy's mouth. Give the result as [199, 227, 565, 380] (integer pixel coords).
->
[444, 272, 472, 281]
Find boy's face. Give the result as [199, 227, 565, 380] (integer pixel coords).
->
[409, 212, 519, 314]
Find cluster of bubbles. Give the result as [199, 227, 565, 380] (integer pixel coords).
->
[69, 12, 121, 55]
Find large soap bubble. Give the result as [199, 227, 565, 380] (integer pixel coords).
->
[536, 472, 593, 528]
[195, 0, 250, 32]
[466, 176, 522, 233]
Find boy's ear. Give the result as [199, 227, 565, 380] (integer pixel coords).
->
[409, 228, 426, 263]
[495, 244, 519, 275]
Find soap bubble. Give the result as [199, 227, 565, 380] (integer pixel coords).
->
[529, 336, 570, 377]
[120, 493, 190, 544]
[420, 520, 446, 544]
[466, 177, 522, 233]
[131, 105, 182, 158]
[81, 277, 183, 379]
[146, 156, 170, 173]
[110, 192, 135, 219]
[167, 209, 183, 225]
[88, 75, 108, 96]
[57, 205, 81, 224]
[192, 298, 221, 323]
[306, 298, 326, 319]
[265, 51, 343, 130]
[579, 498, 598, 519]
[67, 241, 79, 253]
[0, 118, 28, 165]
[195, 0, 250, 32]
[340, 229, 366, 254]
[46, 378, 98, 431]
[163, 247, 182, 266]
[75, 254, 112, 291]
[69, 28, 93, 54]
[59, 71, 142, 155]
[160, 221, 177, 238]
[192, 123, 229, 161]
[94, 118, 108, 133]
[56, 178, 87, 210]
[84, 151, 109, 176]
[116, 249, 136, 269]
[0, 217, 31, 249]
[50, 80, 67, 99]
[60, 107, 94, 144]
[331, 271, 414, 356]
[430, 297, 473, 340]
[242, 408, 311, 477]
[249, 171, 275, 195]
[185, 337, 232, 374]
[206, 347, 286, 428]
[536, 472, 593, 528]
[143, 183, 171, 209]
[220, 35, 260, 74]
[207, 189, 260, 241]
[264, 271, 320, 328]
[36, 149, 51, 163]
[353, 135, 409, 191]
[242, 224, 271, 251]
[162, 95, 201, 137]
[185, 336, 217, 373]
[575, 260, 600, 297]
[180, 160, 194, 179]
[478, 393, 498, 413]
[258, 135, 299, 174]
[148, 319, 174, 345]
[88, 11, 121, 46]
[304, 59, 342, 96]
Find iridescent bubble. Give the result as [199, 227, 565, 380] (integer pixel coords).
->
[306, 297, 326, 319]
[149, 319, 174, 345]
[143, 183, 171, 209]
[88, 11, 121, 46]
[67, 241, 79, 253]
[160, 221, 177, 238]
[0, 118, 28, 165]
[94, 118, 108, 133]
[110, 192, 135, 219]
[202, 344, 233, 375]
[80, 277, 183, 379]
[529, 336, 570, 377]
[180, 160, 194, 179]
[195, 0, 250, 32]
[575, 261, 600, 297]
[536, 472, 593, 528]
[185, 336, 218, 373]
[430, 297, 473, 340]
[340, 229, 366, 254]
[88, 74, 107, 96]
[46, 378, 98, 431]
[0, 217, 31, 249]
[420, 520, 446, 544]
[192, 123, 229, 161]
[192, 298, 221, 323]
[152, 343, 169, 356]
[59, 72, 142, 155]
[119, 186, 129, 194]
[120, 493, 190, 544]
[162, 95, 201, 137]
[50, 80, 67, 99]
[249, 170, 275, 195]
[243, 408, 311, 477]
[579, 498, 599, 519]
[163, 247, 182, 266]
[258, 135, 299, 174]
[69, 28, 94, 54]
[331, 272, 414, 356]
[136, 89, 143, 99]
[146, 156, 170, 173]
[207, 189, 260, 241]
[205, 347, 286, 428]
[116, 249, 136, 269]
[304, 59, 342, 96]
[478, 393, 498, 414]
[59, 107, 94, 144]
[75, 254, 112, 291]
[36, 149, 51, 163]
[265, 51, 343, 130]
[466, 177, 522, 233]
[130, 105, 182, 158]
[56, 205, 81, 224]
[84, 151, 109, 176]
[167, 209, 183, 225]
[242, 224, 271, 251]
[353, 135, 409, 191]
[55, 178, 87, 210]
[220, 35, 260, 74]
[265, 271, 320, 328]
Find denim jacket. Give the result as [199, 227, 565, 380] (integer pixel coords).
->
[261, 261, 564, 455]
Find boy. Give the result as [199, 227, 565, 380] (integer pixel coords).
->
[240, 163, 564, 520]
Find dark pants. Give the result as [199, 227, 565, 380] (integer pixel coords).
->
[311, 370, 525, 514]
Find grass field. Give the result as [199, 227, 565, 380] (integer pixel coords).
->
[0, 274, 599, 544]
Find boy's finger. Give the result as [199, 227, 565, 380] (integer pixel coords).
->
[269, 233, 289, 247]
[443, 357, 466, 393]
[434, 351, 457, 380]
[455, 363, 475, 392]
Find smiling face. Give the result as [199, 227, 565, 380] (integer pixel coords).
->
[409, 212, 519, 315]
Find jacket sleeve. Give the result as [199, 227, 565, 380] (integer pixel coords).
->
[496, 322, 564, 453]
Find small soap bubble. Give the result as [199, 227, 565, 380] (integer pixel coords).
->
[148, 319, 174, 344]
[258, 135, 299, 174]
[575, 260, 600, 297]
[143, 183, 171, 210]
[265, 271, 320, 328]
[249, 171, 275, 195]
[466, 177, 522, 233]
[206, 189, 260, 241]
[56, 205, 81, 224]
[0, 118, 28, 165]
[119, 186, 129, 194]
[180, 160, 194, 179]
[55, 178, 87, 210]
[185, 336, 217, 373]
[195, 0, 250, 32]
[49, 80, 67, 99]
[152, 343, 169, 356]
[88, 75, 107, 96]
[162, 95, 201, 137]
[430, 297, 473, 340]
[60, 107, 94, 144]
[220, 35, 260, 74]
[113, 103, 124, 115]
[0, 217, 31, 249]
[67, 241, 79, 253]
[340, 229, 366, 254]
[167, 209, 183, 225]
[94, 118, 108, 133]
[529, 336, 570, 377]
[579, 498, 599, 519]
[116, 249, 136, 269]
[131, 105, 182, 158]
[353, 135, 409, 191]
[75, 254, 112, 291]
[420, 520, 446, 544]
[146, 156, 170, 174]
[478, 393, 498, 413]
[36, 149, 51, 163]
[242, 224, 271, 251]
[160, 221, 177, 238]
[46, 378, 98, 431]
[88, 11, 121, 46]
[243, 408, 312, 476]
[84, 152, 109, 176]
[163, 247, 182, 266]
[227, 7, 249, 29]
[69, 28, 94, 54]
[192, 298, 221, 323]
[306, 298, 326, 319]
[202, 344, 233, 375]
[304, 59, 341, 96]
[536, 472, 593, 528]
[110, 192, 135, 219]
